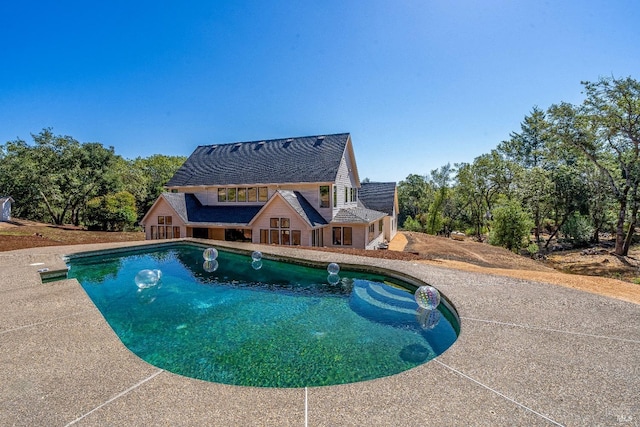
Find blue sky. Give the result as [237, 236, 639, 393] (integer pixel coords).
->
[1, 1, 638, 183]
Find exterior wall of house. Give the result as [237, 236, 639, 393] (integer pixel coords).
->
[250, 197, 312, 246]
[324, 223, 368, 250]
[143, 198, 186, 240]
[332, 153, 359, 217]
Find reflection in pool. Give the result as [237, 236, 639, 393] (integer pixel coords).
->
[67, 244, 459, 388]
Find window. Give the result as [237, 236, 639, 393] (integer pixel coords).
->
[166, 227, 173, 239]
[369, 223, 375, 233]
[320, 185, 330, 208]
[157, 216, 165, 225]
[237, 188, 247, 202]
[173, 226, 181, 238]
[333, 227, 352, 246]
[343, 227, 352, 245]
[218, 188, 227, 202]
[165, 216, 172, 225]
[150, 226, 157, 239]
[312, 229, 323, 247]
[333, 186, 337, 207]
[332, 227, 341, 245]
[158, 226, 166, 239]
[248, 187, 257, 202]
[260, 229, 268, 243]
[350, 188, 355, 203]
[258, 187, 268, 202]
[227, 188, 237, 202]
[344, 187, 348, 203]
[379, 219, 383, 232]
[267, 217, 298, 245]
[280, 229, 290, 245]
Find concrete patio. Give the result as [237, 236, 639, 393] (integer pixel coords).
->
[1, 240, 638, 426]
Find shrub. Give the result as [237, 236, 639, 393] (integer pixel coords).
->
[489, 198, 534, 253]
[560, 213, 594, 247]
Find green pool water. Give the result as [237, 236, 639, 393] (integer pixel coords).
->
[67, 244, 459, 388]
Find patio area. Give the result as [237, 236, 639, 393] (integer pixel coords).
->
[1, 240, 638, 426]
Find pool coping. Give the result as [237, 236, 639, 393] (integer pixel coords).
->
[1, 239, 639, 426]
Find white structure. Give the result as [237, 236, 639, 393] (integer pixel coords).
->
[1, 197, 14, 222]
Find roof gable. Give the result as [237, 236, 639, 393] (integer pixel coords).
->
[167, 133, 351, 187]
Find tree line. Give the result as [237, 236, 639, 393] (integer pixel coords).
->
[398, 76, 639, 257]
[0, 128, 185, 231]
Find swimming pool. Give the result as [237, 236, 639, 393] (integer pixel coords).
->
[67, 244, 459, 387]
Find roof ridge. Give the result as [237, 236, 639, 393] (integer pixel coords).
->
[195, 132, 350, 148]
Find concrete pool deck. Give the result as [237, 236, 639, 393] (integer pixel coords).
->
[1, 240, 638, 426]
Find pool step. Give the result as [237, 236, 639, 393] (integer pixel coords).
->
[349, 280, 418, 326]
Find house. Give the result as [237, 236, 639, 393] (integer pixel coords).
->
[1, 197, 14, 222]
[140, 133, 397, 250]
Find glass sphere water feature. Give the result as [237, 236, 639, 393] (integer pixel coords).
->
[416, 307, 441, 330]
[414, 285, 441, 309]
[327, 273, 341, 285]
[135, 269, 160, 289]
[251, 251, 262, 261]
[251, 260, 263, 270]
[203, 247, 218, 261]
[327, 262, 340, 275]
[203, 260, 219, 273]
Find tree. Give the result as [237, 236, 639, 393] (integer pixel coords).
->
[499, 106, 551, 169]
[85, 191, 137, 231]
[499, 108, 555, 245]
[130, 154, 186, 219]
[454, 151, 515, 239]
[397, 174, 432, 228]
[425, 164, 452, 234]
[0, 129, 119, 225]
[489, 197, 534, 253]
[549, 76, 640, 256]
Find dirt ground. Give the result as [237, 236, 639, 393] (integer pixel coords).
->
[1, 220, 638, 304]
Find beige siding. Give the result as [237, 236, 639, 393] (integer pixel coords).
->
[251, 196, 313, 246]
[324, 223, 367, 250]
[332, 151, 359, 217]
[142, 198, 186, 240]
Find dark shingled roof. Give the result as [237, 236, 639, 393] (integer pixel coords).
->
[276, 190, 327, 227]
[162, 193, 261, 225]
[331, 207, 386, 224]
[166, 133, 350, 187]
[358, 182, 396, 215]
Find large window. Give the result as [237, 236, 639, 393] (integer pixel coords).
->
[258, 187, 268, 202]
[151, 216, 176, 240]
[320, 185, 330, 208]
[216, 187, 267, 203]
[227, 188, 237, 202]
[248, 187, 257, 202]
[332, 227, 352, 246]
[267, 217, 300, 245]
